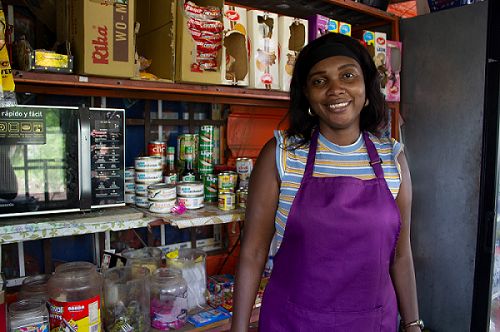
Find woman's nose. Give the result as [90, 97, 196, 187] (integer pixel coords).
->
[326, 79, 346, 95]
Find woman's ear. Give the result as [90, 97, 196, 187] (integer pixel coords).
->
[303, 86, 309, 100]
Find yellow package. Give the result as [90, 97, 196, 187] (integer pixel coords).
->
[0, 8, 14, 98]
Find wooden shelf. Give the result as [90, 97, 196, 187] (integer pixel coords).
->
[13, 70, 290, 109]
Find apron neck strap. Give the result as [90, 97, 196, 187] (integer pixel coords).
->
[304, 128, 385, 179]
[363, 131, 384, 179]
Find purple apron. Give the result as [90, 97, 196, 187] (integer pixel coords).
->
[259, 128, 401, 331]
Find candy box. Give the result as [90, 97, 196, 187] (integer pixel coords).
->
[374, 31, 387, 97]
[339, 22, 351, 36]
[247, 10, 279, 90]
[386, 40, 402, 102]
[278, 16, 308, 92]
[328, 19, 338, 33]
[305, 14, 329, 42]
[221, 5, 249, 86]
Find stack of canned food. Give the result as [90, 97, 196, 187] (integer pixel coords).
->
[125, 127, 254, 214]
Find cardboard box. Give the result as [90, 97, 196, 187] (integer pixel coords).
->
[135, 0, 177, 82]
[247, 10, 279, 90]
[278, 16, 308, 92]
[328, 19, 338, 33]
[175, 0, 224, 85]
[305, 15, 329, 42]
[374, 32, 387, 97]
[339, 22, 351, 36]
[386, 40, 402, 102]
[221, 5, 249, 86]
[56, 0, 135, 78]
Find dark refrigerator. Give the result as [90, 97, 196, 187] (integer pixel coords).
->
[400, 0, 500, 330]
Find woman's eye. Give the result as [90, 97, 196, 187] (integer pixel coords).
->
[343, 72, 355, 79]
[313, 78, 325, 85]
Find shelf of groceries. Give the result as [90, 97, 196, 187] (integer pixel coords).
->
[0, 203, 245, 246]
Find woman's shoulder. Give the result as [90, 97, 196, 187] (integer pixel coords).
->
[367, 132, 402, 153]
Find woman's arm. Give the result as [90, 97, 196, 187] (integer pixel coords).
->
[230, 137, 281, 332]
[390, 151, 421, 331]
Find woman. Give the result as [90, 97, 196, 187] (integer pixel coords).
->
[230, 33, 421, 332]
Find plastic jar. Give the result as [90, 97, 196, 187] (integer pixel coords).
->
[48, 261, 104, 332]
[165, 249, 207, 310]
[121, 247, 162, 275]
[8, 298, 49, 332]
[17, 274, 52, 302]
[103, 266, 150, 332]
[150, 267, 188, 330]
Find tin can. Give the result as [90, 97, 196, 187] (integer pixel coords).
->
[135, 156, 162, 171]
[125, 192, 135, 204]
[177, 134, 198, 169]
[199, 126, 214, 148]
[203, 174, 218, 202]
[136, 182, 158, 196]
[239, 179, 249, 190]
[148, 141, 166, 167]
[213, 127, 221, 165]
[135, 169, 163, 182]
[218, 191, 235, 210]
[198, 148, 214, 174]
[148, 184, 176, 201]
[236, 158, 253, 180]
[177, 181, 204, 197]
[135, 194, 149, 208]
[218, 172, 235, 192]
[125, 181, 136, 192]
[178, 195, 204, 209]
[149, 199, 176, 213]
[237, 188, 248, 208]
[125, 167, 135, 181]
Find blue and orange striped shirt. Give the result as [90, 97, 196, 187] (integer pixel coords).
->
[274, 130, 403, 249]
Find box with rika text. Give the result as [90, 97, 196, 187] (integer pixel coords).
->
[56, 0, 135, 78]
[175, 0, 224, 85]
[278, 16, 308, 92]
[221, 5, 249, 86]
[247, 10, 279, 90]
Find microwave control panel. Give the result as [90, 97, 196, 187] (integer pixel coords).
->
[89, 109, 125, 206]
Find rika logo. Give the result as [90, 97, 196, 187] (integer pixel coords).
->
[92, 25, 109, 64]
[225, 10, 240, 21]
[376, 37, 386, 45]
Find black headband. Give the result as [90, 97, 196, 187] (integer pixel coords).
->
[300, 43, 361, 82]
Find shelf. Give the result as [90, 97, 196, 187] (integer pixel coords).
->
[13, 70, 290, 109]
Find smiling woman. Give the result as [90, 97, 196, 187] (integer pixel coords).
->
[230, 33, 421, 332]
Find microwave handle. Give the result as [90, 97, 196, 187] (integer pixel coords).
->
[79, 106, 92, 210]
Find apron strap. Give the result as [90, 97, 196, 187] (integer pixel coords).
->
[363, 131, 384, 179]
[303, 126, 320, 178]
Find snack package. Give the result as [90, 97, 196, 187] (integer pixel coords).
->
[187, 307, 231, 327]
[0, 7, 16, 107]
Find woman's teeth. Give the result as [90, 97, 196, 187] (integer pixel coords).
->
[328, 102, 349, 109]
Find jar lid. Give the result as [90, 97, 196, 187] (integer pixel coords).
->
[9, 298, 47, 317]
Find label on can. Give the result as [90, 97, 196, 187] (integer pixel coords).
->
[148, 141, 166, 163]
[135, 195, 149, 208]
[50, 295, 101, 332]
[125, 192, 135, 204]
[135, 170, 163, 182]
[135, 156, 162, 171]
[124, 181, 135, 192]
[218, 191, 235, 210]
[148, 184, 176, 201]
[203, 174, 218, 202]
[237, 189, 248, 208]
[149, 199, 176, 213]
[199, 125, 214, 148]
[177, 181, 204, 196]
[125, 167, 135, 180]
[218, 173, 235, 191]
[236, 158, 253, 180]
[198, 149, 214, 174]
[178, 195, 204, 209]
[177, 134, 198, 168]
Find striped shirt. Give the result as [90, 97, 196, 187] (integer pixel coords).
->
[274, 130, 403, 249]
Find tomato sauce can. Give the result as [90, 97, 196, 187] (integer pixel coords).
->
[148, 141, 166, 167]
[203, 174, 218, 202]
[218, 191, 235, 210]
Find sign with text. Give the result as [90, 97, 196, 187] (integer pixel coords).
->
[0, 108, 46, 144]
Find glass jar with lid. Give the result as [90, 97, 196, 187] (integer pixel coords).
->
[48, 261, 104, 332]
[17, 274, 52, 302]
[121, 247, 162, 275]
[8, 298, 49, 332]
[150, 267, 188, 330]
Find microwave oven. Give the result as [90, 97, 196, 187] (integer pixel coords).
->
[0, 105, 126, 218]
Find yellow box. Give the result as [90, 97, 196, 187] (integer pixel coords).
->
[56, 0, 135, 78]
[247, 10, 279, 90]
[339, 22, 351, 36]
[135, 0, 177, 82]
[221, 5, 249, 86]
[328, 19, 338, 33]
[175, 0, 224, 85]
[278, 16, 308, 92]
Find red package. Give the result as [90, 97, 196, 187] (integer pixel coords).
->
[198, 59, 218, 70]
[196, 51, 218, 60]
[184, 1, 221, 20]
[187, 17, 223, 33]
[195, 40, 222, 52]
[189, 28, 222, 43]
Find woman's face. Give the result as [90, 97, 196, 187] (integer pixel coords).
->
[303, 55, 366, 144]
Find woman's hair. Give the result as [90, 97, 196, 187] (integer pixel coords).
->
[281, 33, 388, 146]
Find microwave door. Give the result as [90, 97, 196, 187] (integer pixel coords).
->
[79, 107, 92, 210]
[0, 106, 82, 217]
